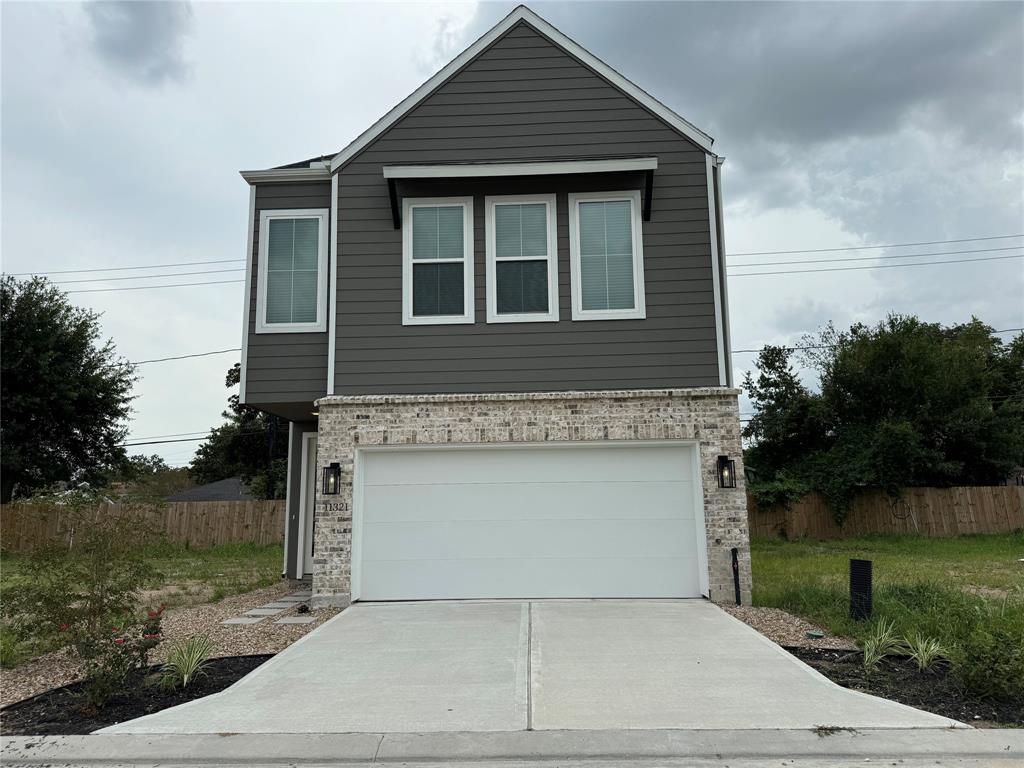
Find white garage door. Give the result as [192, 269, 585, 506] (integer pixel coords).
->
[354, 443, 704, 601]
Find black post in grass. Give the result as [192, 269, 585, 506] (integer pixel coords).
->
[849, 558, 873, 621]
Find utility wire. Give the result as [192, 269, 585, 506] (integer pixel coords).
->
[728, 234, 1023, 258]
[132, 348, 240, 365]
[727, 245, 1021, 269]
[729, 253, 1023, 277]
[67, 279, 244, 294]
[124, 429, 267, 448]
[7, 258, 244, 277]
[55, 268, 243, 285]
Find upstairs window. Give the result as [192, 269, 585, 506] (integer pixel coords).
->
[485, 194, 559, 323]
[255, 209, 329, 333]
[402, 197, 475, 325]
[568, 190, 646, 321]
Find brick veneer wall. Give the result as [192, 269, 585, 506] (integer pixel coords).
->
[311, 388, 751, 607]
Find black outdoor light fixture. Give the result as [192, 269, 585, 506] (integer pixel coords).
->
[717, 455, 737, 489]
[322, 462, 341, 495]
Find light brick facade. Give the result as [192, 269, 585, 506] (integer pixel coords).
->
[311, 388, 751, 607]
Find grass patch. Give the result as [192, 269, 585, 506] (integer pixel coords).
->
[0, 542, 283, 668]
[751, 533, 1024, 702]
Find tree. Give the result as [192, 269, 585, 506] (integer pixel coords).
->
[188, 364, 288, 499]
[104, 454, 194, 501]
[743, 315, 1024, 521]
[0, 276, 136, 502]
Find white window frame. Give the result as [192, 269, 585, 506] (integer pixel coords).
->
[484, 194, 559, 324]
[255, 208, 329, 334]
[402, 197, 475, 326]
[567, 190, 646, 321]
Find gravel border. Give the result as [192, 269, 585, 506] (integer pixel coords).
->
[0, 582, 340, 709]
[721, 605, 858, 650]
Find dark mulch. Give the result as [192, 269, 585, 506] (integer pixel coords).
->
[0, 655, 272, 736]
[788, 647, 1023, 727]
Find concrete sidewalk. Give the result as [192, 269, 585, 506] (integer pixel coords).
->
[99, 600, 957, 734]
[3, 728, 1022, 767]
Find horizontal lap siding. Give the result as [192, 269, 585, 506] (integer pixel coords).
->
[333, 20, 720, 395]
[246, 182, 331, 405]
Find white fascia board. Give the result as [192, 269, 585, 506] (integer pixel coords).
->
[239, 168, 332, 184]
[705, 154, 728, 387]
[239, 185, 256, 405]
[383, 157, 658, 179]
[330, 6, 713, 173]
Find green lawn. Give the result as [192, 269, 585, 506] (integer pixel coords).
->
[750, 533, 1024, 701]
[0, 542, 284, 667]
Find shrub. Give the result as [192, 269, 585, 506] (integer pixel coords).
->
[3, 492, 165, 706]
[861, 619, 902, 670]
[950, 624, 1024, 702]
[161, 634, 215, 690]
[902, 633, 946, 671]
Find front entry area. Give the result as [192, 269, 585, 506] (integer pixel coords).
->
[353, 442, 705, 601]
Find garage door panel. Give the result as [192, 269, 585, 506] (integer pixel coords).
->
[360, 557, 699, 600]
[363, 481, 694, 524]
[362, 518, 697, 561]
[362, 445, 693, 486]
[357, 444, 703, 600]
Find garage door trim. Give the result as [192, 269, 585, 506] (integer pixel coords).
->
[350, 440, 709, 602]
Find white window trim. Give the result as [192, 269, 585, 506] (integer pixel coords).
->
[485, 194, 559, 324]
[255, 208, 329, 334]
[402, 196, 475, 326]
[567, 190, 646, 321]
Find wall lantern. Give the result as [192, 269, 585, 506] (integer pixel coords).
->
[717, 455, 737, 489]
[322, 462, 341, 495]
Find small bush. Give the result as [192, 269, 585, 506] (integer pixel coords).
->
[79, 606, 164, 707]
[861, 619, 902, 670]
[951, 624, 1024, 702]
[161, 634, 215, 690]
[902, 633, 946, 671]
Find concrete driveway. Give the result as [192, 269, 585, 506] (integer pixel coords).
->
[101, 600, 958, 733]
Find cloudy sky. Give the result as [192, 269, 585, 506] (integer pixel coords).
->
[3, 1, 1022, 467]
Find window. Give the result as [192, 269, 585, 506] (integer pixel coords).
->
[485, 194, 558, 323]
[567, 190, 646, 321]
[402, 197, 475, 325]
[255, 209, 329, 333]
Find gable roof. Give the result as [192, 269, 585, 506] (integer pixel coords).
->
[329, 5, 713, 173]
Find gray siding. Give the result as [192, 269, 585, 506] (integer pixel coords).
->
[333, 20, 720, 395]
[246, 182, 331, 407]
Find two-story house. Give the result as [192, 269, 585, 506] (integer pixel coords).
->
[238, 6, 751, 608]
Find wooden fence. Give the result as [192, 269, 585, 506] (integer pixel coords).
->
[747, 485, 1024, 539]
[0, 500, 286, 552]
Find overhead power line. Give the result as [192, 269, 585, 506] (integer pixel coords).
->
[67, 279, 244, 294]
[728, 233, 1023, 258]
[129, 430, 215, 441]
[8, 258, 244, 277]
[55, 268, 244, 285]
[124, 429, 267, 448]
[729, 253, 1023, 277]
[727, 245, 1022, 269]
[132, 348, 240, 365]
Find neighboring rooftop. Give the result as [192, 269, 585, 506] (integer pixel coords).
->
[168, 477, 254, 503]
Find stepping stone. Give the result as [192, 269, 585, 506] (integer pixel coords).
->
[277, 596, 306, 603]
[275, 616, 315, 625]
[246, 608, 286, 616]
[291, 592, 312, 598]
[222, 617, 264, 625]
[260, 602, 295, 609]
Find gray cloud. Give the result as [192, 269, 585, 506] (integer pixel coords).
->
[83, 1, 194, 85]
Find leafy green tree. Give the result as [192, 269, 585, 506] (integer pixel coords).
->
[743, 316, 1024, 521]
[188, 364, 287, 499]
[105, 454, 194, 501]
[0, 276, 136, 502]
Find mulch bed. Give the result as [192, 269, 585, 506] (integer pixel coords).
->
[0, 654, 272, 735]
[788, 647, 1024, 727]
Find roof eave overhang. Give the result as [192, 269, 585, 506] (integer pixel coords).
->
[329, 6, 714, 174]
[382, 157, 658, 179]
[239, 168, 332, 184]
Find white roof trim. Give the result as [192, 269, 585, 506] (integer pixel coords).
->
[383, 157, 658, 179]
[330, 5, 713, 173]
[240, 168, 331, 184]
